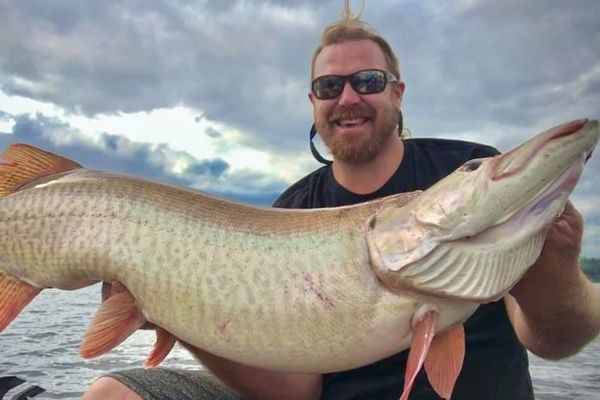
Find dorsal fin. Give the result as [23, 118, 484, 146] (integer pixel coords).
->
[0, 143, 81, 197]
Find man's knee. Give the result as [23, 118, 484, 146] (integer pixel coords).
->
[82, 376, 143, 400]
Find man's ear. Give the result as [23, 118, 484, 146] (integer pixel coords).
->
[308, 91, 316, 105]
[393, 81, 405, 108]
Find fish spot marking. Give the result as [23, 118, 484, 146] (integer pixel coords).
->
[303, 274, 335, 308]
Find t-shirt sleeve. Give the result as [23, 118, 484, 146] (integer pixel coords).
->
[272, 178, 310, 209]
[472, 143, 501, 158]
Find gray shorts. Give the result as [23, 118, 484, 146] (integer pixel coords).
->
[106, 368, 244, 400]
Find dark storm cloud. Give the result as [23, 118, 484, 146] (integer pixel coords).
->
[0, 112, 285, 205]
[187, 158, 229, 177]
[0, 1, 598, 207]
[367, 0, 600, 138]
[1, 0, 596, 154]
[0, 0, 330, 153]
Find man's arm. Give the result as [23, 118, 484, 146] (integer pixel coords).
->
[179, 341, 323, 400]
[505, 201, 600, 359]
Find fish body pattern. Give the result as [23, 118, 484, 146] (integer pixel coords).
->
[0, 119, 597, 399]
[0, 161, 473, 373]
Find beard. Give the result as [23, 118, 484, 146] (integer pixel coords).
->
[315, 101, 399, 164]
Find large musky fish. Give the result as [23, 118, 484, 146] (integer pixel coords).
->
[0, 119, 597, 399]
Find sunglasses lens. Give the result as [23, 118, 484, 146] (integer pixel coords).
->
[312, 76, 344, 100]
[351, 70, 386, 94]
[312, 70, 392, 99]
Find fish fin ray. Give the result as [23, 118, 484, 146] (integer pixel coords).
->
[144, 327, 176, 368]
[378, 231, 546, 302]
[0, 271, 41, 331]
[0, 143, 81, 196]
[424, 325, 465, 399]
[80, 286, 145, 359]
[399, 310, 438, 400]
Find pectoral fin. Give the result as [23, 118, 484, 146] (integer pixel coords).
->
[399, 310, 438, 400]
[80, 285, 145, 358]
[424, 325, 465, 399]
[0, 271, 41, 331]
[399, 313, 465, 400]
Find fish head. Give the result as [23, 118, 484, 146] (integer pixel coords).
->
[415, 119, 598, 241]
[367, 119, 598, 301]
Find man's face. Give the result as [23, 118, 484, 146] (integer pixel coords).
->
[310, 40, 404, 164]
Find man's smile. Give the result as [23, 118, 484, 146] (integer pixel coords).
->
[337, 117, 369, 127]
[332, 116, 373, 134]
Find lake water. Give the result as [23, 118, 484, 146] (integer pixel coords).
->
[1, 285, 599, 399]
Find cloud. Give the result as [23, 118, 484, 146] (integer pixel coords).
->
[0, 112, 286, 205]
[0, 0, 328, 154]
[370, 0, 600, 140]
[2, 1, 597, 153]
[204, 126, 223, 139]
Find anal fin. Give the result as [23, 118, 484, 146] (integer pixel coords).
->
[0, 271, 41, 331]
[80, 284, 145, 359]
[102, 280, 176, 367]
[424, 325, 465, 399]
[144, 327, 176, 368]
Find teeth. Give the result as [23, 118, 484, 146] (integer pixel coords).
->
[338, 118, 366, 126]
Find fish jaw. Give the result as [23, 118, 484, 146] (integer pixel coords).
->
[416, 119, 598, 241]
[368, 119, 598, 302]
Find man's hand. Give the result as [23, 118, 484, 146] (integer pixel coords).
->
[506, 201, 600, 359]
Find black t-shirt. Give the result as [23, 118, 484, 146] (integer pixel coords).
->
[273, 138, 534, 400]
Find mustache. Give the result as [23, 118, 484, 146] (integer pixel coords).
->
[328, 104, 375, 122]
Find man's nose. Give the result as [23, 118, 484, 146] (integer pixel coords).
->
[337, 81, 361, 106]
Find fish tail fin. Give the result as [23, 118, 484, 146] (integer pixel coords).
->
[0, 143, 81, 197]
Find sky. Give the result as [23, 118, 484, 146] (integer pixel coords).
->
[0, 0, 598, 256]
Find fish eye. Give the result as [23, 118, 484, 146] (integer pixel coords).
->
[460, 159, 483, 172]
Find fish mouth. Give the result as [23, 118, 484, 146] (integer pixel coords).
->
[519, 155, 584, 220]
[491, 119, 590, 181]
[475, 155, 585, 243]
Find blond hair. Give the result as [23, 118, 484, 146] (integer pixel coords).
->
[311, 0, 401, 79]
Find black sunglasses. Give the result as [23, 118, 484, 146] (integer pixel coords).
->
[311, 69, 399, 100]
